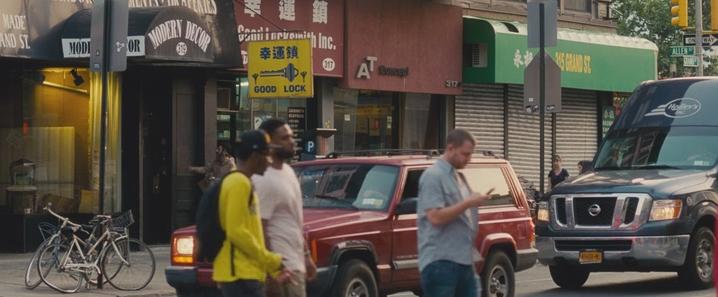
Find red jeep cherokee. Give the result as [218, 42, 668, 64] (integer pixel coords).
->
[166, 154, 537, 297]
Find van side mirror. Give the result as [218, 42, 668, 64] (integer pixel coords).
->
[395, 197, 418, 215]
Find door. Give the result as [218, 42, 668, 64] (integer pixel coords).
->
[140, 73, 172, 244]
[391, 168, 424, 286]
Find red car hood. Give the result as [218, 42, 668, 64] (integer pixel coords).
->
[303, 208, 387, 231]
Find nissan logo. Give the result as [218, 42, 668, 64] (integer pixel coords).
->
[588, 204, 602, 217]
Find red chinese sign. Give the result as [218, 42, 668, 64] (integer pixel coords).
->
[235, 0, 344, 77]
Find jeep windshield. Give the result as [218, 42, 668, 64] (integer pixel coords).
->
[595, 79, 718, 171]
[295, 164, 399, 211]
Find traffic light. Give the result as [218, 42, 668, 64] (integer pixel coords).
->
[671, 0, 688, 28]
[712, 0, 718, 31]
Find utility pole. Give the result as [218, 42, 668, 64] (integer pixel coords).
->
[697, 0, 704, 76]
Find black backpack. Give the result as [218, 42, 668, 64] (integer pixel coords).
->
[195, 171, 253, 265]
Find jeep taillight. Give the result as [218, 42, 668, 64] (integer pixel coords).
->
[172, 235, 195, 266]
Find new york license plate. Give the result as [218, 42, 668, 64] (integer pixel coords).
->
[579, 250, 602, 264]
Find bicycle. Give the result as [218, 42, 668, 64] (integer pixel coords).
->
[37, 206, 155, 293]
[24, 222, 58, 289]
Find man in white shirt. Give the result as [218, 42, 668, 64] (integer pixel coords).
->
[254, 119, 316, 297]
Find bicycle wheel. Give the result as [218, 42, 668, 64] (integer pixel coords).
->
[37, 241, 83, 293]
[25, 235, 59, 289]
[101, 238, 155, 290]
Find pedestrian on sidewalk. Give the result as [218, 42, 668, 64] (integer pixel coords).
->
[417, 129, 494, 297]
[190, 142, 237, 191]
[548, 155, 569, 189]
[212, 130, 293, 297]
[254, 119, 317, 297]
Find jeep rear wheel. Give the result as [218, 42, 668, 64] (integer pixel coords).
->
[331, 259, 378, 297]
[549, 265, 589, 289]
[678, 227, 714, 290]
[481, 251, 515, 297]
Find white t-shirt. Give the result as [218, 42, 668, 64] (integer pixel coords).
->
[253, 164, 305, 272]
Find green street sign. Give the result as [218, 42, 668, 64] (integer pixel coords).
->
[671, 46, 695, 57]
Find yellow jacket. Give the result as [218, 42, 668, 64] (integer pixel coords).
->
[212, 172, 282, 282]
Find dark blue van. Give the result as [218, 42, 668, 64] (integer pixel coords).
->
[536, 78, 718, 290]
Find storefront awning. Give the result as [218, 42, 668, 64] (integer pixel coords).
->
[61, 7, 216, 64]
[463, 17, 658, 92]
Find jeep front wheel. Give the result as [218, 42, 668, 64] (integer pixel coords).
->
[331, 259, 379, 297]
[481, 251, 515, 297]
[678, 226, 714, 289]
[549, 265, 589, 289]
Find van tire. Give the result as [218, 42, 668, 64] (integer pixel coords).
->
[678, 227, 714, 290]
[331, 259, 378, 297]
[481, 251, 515, 297]
[549, 265, 589, 289]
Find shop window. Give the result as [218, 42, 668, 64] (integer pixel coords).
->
[563, 0, 591, 12]
[464, 43, 488, 68]
[0, 68, 120, 215]
[216, 76, 309, 149]
[334, 90, 397, 152]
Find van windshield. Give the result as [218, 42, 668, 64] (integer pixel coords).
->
[595, 126, 718, 170]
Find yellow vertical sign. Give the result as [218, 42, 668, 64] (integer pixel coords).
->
[248, 39, 314, 98]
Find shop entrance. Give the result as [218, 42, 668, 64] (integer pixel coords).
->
[123, 69, 173, 244]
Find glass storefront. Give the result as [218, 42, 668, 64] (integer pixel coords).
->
[334, 89, 443, 152]
[217, 76, 310, 149]
[0, 67, 121, 215]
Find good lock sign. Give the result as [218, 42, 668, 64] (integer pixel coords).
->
[248, 39, 314, 98]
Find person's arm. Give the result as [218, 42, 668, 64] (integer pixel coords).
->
[419, 172, 491, 226]
[255, 176, 275, 251]
[223, 179, 282, 274]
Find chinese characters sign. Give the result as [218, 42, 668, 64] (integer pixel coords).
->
[248, 39, 313, 98]
[236, 0, 343, 77]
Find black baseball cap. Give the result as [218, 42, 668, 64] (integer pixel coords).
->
[234, 130, 283, 159]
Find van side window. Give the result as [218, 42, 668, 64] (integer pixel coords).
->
[460, 167, 515, 207]
[401, 169, 424, 200]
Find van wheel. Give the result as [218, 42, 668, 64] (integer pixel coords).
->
[549, 265, 589, 289]
[481, 251, 515, 297]
[331, 259, 378, 297]
[678, 227, 714, 289]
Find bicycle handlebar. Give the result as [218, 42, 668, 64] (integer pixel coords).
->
[43, 205, 81, 228]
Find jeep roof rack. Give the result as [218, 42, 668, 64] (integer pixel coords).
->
[323, 149, 498, 159]
[325, 149, 441, 159]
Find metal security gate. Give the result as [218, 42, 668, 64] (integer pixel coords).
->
[555, 89, 598, 177]
[507, 85, 554, 190]
[455, 84, 506, 158]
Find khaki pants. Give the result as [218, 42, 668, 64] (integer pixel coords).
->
[267, 271, 306, 297]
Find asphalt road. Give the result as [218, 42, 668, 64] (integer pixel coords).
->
[390, 263, 716, 297]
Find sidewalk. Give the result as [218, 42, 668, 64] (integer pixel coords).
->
[0, 246, 175, 297]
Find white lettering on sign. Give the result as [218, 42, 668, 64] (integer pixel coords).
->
[147, 20, 184, 50]
[128, 0, 218, 15]
[62, 37, 145, 58]
[2, 14, 27, 30]
[184, 21, 211, 52]
[356, 56, 377, 79]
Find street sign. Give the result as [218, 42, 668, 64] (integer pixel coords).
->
[683, 34, 718, 46]
[527, 0, 557, 48]
[670, 46, 695, 57]
[248, 39, 314, 98]
[683, 55, 699, 67]
[524, 53, 562, 113]
[90, 0, 129, 72]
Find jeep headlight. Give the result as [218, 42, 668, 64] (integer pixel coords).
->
[649, 199, 682, 221]
[537, 201, 549, 222]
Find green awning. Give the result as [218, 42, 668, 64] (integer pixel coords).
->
[463, 17, 658, 92]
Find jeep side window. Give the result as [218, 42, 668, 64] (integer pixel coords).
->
[460, 167, 515, 207]
[401, 169, 424, 201]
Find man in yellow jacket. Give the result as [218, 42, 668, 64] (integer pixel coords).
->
[213, 130, 293, 297]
